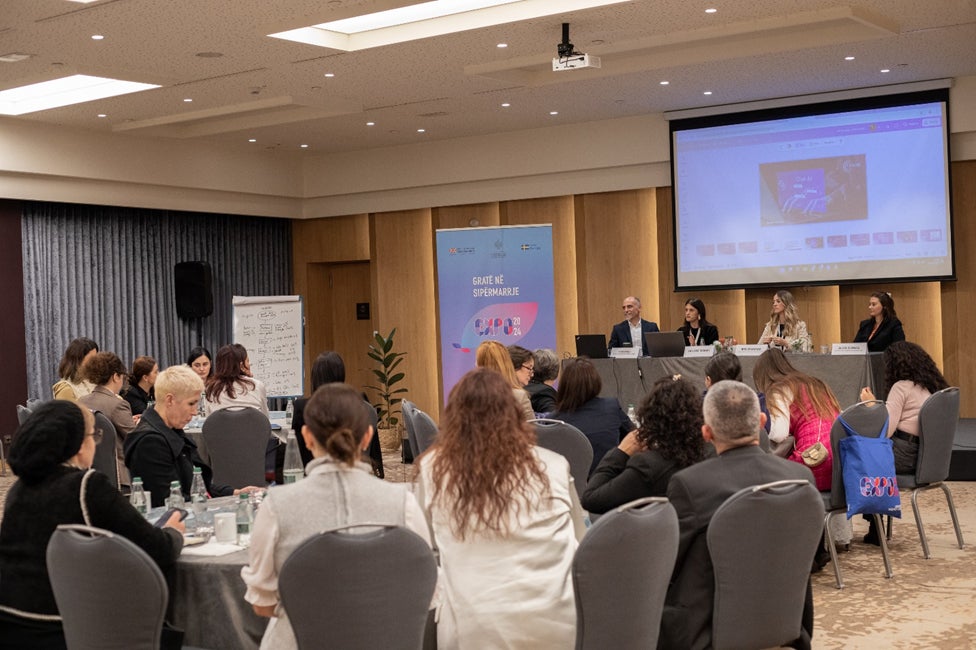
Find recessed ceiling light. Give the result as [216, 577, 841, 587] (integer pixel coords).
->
[660, 80, 670, 85]
[0, 74, 160, 116]
[300, 144, 309, 148]
[91, 34, 105, 41]
[501, 102, 511, 107]
[844, 55, 855, 61]
[703, 91, 713, 95]
[417, 128, 426, 133]
[366, 121, 375, 126]
[705, 8, 717, 13]
[248, 138, 257, 143]
[183, 98, 192, 102]
[0, 52, 32, 63]
[880, 68, 890, 73]
[324, 72, 335, 77]
[97, 113, 107, 118]
[549, 111, 558, 115]
[497, 43, 508, 48]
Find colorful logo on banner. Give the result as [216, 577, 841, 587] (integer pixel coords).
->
[436, 226, 556, 402]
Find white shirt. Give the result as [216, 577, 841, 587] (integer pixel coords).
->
[629, 320, 644, 356]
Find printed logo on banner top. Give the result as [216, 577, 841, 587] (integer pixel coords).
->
[436, 226, 557, 403]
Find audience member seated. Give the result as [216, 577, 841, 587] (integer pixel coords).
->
[186, 346, 213, 382]
[51, 337, 99, 402]
[291, 351, 384, 478]
[122, 355, 158, 416]
[549, 357, 635, 475]
[0, 401, 184, 649]
[582, 375, 706, 514]
[475, 340, 534, 420]
[853, 291, 906, 352]
[524, 348, 559, 415]
[758, 290, 810, 352]
[507, 344, 536, 392]
[705, 352, 771, 435]
[678, 298, 719, 346]
[609, 295, 659, 356]
[125, 365, 253, 507]
[415, 368, 585, 649]
[660, 380, 815, 650]
[78, 351, 138, 490]
[753, 349, 839, 491]
[242, 383, 427, 650]
[204, 344, 269, 416]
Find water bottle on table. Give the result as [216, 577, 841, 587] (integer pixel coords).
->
[129, 477, 148, 516]
[165, 480, 185, 509]
[285, 398, 294, 427]
[190, 467, 208, 513]
[283, 431, 304, 483]
[236, 493, 253, 547]
[627, 404, 638, 427]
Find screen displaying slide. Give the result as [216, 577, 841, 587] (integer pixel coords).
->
[670, 90, 953, 289]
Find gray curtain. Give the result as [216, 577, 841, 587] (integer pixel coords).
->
[22, 202, 291, 400]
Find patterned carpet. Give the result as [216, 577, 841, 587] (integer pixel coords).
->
[3, 455, 974, 649]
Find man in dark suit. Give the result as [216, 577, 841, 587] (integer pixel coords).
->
[659, 380, 815, 650]
[608, 295, 659, 356]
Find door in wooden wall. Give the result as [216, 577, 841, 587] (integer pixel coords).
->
[305, 262, 374, 396]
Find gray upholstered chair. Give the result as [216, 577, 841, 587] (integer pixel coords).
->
[708, 479, 824, 650]
[91, 411, 120, 490]
[895, 387, 965, 558]
[16, 403, 32, 425]
[822, 399, 892, 589]
[572, 497, 678, 650]
[530, 418, 593, 502]
[279, 525, 437, 650]
[202, 406, 271, 488]
[46, 524, 174, 650]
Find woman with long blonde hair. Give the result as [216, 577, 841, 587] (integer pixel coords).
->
[475, 340, 534, 419]
[758, 289, 810, 351]
[416, 368, 585, 649]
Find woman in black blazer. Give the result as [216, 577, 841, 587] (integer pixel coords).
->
[853, 291, 906, 352]
[677, 297, 719, 346]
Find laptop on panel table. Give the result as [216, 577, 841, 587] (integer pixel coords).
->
[644, 331, 686, 358]
[575, 334, 609, 359]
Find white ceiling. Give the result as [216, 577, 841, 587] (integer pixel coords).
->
[2, 0, 975, 155]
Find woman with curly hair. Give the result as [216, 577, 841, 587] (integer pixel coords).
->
[78, 352, 139, 489]
[475, 340, 534, 420]
[753, 348, 839, 490]
[758, 290, 810, 351]
[204, 343, 268, 416]
[582, 376, 706, 514]
[416, 368, 585, 649]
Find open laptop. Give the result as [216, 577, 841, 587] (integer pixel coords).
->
[575, 334, 609, 359]
[644, 331, 686, 358]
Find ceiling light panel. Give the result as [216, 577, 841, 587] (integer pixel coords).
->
[0, 75, 159, 116]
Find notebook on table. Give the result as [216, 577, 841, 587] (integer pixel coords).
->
[644, 331, 687, 358]
[575, 334, 609, 359]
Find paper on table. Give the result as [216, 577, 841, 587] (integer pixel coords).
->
[181, 540, 244, 557]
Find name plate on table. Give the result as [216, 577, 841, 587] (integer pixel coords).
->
[610, 347, 640, 359]
[733, 345, 767, 356]
[832, 342, 868, 355]
[683, 345, 716, 358]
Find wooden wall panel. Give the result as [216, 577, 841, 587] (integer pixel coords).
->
[500, 196, 578, 358]
[942, 161, 976, 413]
[370, 209, 440, 416]
[433, 203, 500, 231]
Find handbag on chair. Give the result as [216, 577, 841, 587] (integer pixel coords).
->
[837, 415, 901, 519]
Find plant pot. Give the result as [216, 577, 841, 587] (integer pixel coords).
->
[377, 426, 402, 452]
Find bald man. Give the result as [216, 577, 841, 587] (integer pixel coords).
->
[608, 296, 659, 356]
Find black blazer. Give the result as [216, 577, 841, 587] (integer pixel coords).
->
[853, 316, 905, 352]
[677, 322, 719, 346]
[609, 319, 660, 356]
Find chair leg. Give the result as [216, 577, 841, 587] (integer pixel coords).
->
[885, 514, 892, 541]
[939, 483, 965, 550]
[824, 511, 844, 589]
[872, 514, 893, 578]
[909, 488, 930, 559]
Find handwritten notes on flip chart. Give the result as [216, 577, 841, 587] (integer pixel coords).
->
[232, 296, 303, 397]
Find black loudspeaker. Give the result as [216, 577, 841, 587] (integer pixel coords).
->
[174, 261, 214, 319]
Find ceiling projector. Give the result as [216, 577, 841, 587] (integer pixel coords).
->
[552, 22, 600, 72]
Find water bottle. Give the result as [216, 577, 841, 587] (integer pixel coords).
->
[129, 477, 148, 516]
[236, 493, 253, 547]
[197, 389, 207, 418]
[282, 430, 304, 484]
[285, 398, 295, 427]
[189, 467, 207, 515]
[165, 480, 185, 509]
[627, 404, 638, 427]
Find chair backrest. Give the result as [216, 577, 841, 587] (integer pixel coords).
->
[46, 524, 168, 650]
[401, 399, 421, 458]
[915, 387, 960, 484]
[15, 403, 32, 425]
[279, 525, 437, 650]
[202, 406, 270, 487]
[91, 411, 120, 490]
[530, 418, 593, 500]
[572, 497, 678, 650]
[708, 480, 824, 650]
[827, 399, 888, 508]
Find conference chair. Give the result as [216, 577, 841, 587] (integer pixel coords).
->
[894, 387, 965, 558]
[572, 497, 678, 650]
[530, 418, 593, 503]
[402, 399, 439, 461]
[709, 480, 824, 650]
[279, 525, 437, 650]
[202, 407, 270, 488]
[46, 524, 203, 650]
[822, 399, 892, 589]
[91, 411, 120, 490]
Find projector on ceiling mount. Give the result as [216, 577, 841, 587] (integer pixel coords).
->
[552, 53, 601, 72]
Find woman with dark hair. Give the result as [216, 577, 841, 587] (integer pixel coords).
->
[475, 340, 534, 420]
[704, 352, 771, 436]
[677, 298, 719, 346]
[186, 347, 213, 381]
[290, 351, 384, 477]
[204, 343, 268, 416]
[549, 357, 635, 475]
[52, 337, 99, 401]
[753, 348, 839, 490]
[507, 345, 535, 389]
[524, 348, 559, 415]
[79, 352, 139, 489]
[123, 356, 158, 416]
[416, 368, 584, 648]
[242, 383, 429, 650]
[758, 290, 810, 351]
[0, 401, 184, 649]
[853, 291, 906, 352]
[582, 376, 706, 514]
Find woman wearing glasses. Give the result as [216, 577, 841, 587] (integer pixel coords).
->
[0, 401, 184, 649]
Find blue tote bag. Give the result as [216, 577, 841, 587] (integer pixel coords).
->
[837, 415, 901, 519]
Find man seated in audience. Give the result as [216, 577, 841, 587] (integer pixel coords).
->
[124, 365, 255, 507]
[660, 380, 815, 650]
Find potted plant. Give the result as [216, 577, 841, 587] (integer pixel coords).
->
[367, 328, 408, 451]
